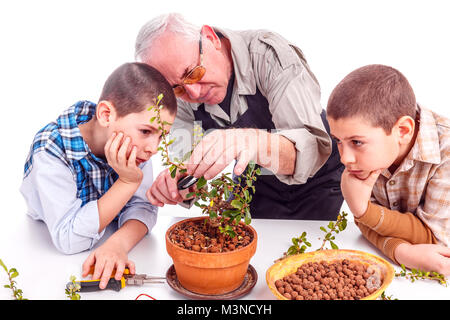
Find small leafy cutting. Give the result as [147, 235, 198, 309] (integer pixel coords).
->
[286, 232, 312, 256]
[395, 264, 447, 286]
[278, 211, 349, 261]
[65, 275, 81, 300]
[317, 211, 348, 250]
[380, 291, 398, 300]
[0, 258, 26, 300]
[148, 94, 261, 238]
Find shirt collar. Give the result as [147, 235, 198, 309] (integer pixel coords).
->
[407, 104, 441, 165]
[56, 100, 97, 161]
[381, 105, 441, 179]
[214, 27, 256, 96]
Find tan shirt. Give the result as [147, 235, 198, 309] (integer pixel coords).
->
[355, 106, 450, 263]
[171, 28, 332, 185]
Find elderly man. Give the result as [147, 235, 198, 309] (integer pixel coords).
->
[135, 13, 343, 220]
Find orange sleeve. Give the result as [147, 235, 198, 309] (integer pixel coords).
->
[354, 222, 409, 264]
[355, 202, 437, 245]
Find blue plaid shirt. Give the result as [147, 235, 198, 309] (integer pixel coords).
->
[24, 100, 118, 206]
[21, 101, 157, 254]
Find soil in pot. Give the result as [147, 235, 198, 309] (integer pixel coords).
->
[168, 217, 254, 253]
[166, 216, 258, 295]
[275, 259, 381, 300]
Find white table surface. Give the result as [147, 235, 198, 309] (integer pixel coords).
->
[0, 203, 448, 300]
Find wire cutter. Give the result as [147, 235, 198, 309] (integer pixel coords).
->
[67, 267, 166, 292]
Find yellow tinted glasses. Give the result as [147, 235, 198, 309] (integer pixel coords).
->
[173, 34, 206, 97]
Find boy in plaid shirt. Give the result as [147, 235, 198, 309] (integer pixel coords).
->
[20, 62, 177, 288]
[327, 64, 450, 275]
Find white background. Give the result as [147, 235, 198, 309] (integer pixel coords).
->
[0, 0, 449, 299]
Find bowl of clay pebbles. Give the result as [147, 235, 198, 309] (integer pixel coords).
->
[266, 249, 394, 300]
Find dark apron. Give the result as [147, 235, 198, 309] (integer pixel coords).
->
[193, 86, 344, 220]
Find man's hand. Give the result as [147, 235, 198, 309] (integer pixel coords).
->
[394, 243, 450, 276]
[146, 168, 195, 207]
[340, 168, 382, 218]
[187, 128, 258, 180]
[104, 132, 143, 185]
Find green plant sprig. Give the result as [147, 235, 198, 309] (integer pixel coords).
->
[149, 94, 260, 238]
[286, 232, 312, 257]
[148, 94, 187, 177]
[0, 258, 26, 300]
[317, 211, 348, 250]
[380, 291, 398, 300]
[395, 264, 447, 286]
[277, 211, 348, 262]
[65, 275, 81, 300]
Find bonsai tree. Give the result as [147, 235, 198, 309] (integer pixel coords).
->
[148, 94, 260, 239]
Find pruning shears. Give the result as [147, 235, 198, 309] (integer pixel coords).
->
[67, 267, 166, 292]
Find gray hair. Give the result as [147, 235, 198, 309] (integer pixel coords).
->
[135, 13, 201, 62]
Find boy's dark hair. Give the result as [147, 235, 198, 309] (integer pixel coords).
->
[99, 62, 177, 117]
[327, 64, 416, 133]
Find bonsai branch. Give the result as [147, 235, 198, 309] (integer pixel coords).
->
[149, 95, 260, 238]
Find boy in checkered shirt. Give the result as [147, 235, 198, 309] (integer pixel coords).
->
[20, 62, 177, 288]
[326, 64, 450, 275]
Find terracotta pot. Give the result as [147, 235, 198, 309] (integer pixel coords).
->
[166, 216, 257, 295]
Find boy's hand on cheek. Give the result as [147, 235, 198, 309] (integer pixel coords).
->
[341, 168, 382, 218]
[105, 132, 143, 185]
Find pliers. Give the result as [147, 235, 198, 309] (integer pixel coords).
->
[67, 267, 166, 292]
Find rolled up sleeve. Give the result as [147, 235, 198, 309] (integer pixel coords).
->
[20, 151, 104, 254]
[259, 54, 332, 184]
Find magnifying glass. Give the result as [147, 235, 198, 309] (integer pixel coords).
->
[177, 175, 198, 190]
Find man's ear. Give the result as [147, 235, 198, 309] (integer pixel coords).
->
[201, 25, 221, 49]
[394, 115, 415, 144]
[96, 100, 116, 128]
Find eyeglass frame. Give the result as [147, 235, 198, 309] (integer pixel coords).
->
[172, 33, 205, 97]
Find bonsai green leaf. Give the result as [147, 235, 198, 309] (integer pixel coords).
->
[244, 211, 251, 225]
[211, 180, 224, 186]
[209, 188, 217, 198]
[330, 241, 339, 250]
[169, 165, 177, 178]
[248, 161, 256, 173]
[10, 269, 18, 279]
[231, 199, 243, 209]
[0, 259, 6, 272]
[196, 176, 207, 189]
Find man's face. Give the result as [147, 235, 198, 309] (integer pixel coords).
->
[328, 116, 400, 179]
[146, 32, 231, 105]
[109, 107, 175, 166]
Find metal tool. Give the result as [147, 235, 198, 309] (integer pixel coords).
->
[68, 267, 166, 292]
[177, 175, 198, 190]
